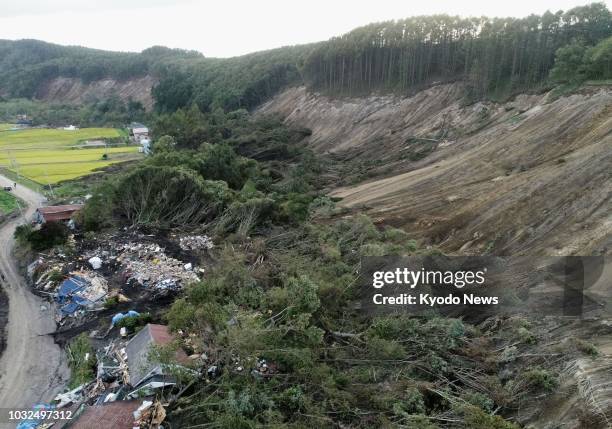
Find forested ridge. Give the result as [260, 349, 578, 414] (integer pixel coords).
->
[1, 2, 611, 117]
[303, 3, 612, 98]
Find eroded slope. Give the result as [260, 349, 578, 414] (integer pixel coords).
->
[259, 85, 612, 256]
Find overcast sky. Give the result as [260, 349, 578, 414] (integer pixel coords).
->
[1, 0, 609, 57]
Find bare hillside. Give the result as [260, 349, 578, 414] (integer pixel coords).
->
[35, 75, 157, 110]
[258, 84, 612, 256]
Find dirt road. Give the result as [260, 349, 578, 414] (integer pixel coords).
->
[0, 175, 69, 413]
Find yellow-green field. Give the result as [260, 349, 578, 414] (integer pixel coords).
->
[0, 127, 142, 184]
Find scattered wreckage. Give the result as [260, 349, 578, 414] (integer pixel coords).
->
[50, 323, 189, 428]
[26, 233, 212, 326]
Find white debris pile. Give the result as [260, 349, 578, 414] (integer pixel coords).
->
[117, 243, 200, 291]
[88, 256, 103, 270]
[179, 235, 214, 251]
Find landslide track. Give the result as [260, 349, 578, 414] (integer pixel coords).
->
[258, 83, 612, 427]
[258, 84, 612, 256]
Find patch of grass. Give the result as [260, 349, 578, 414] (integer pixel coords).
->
[583, 79, 612, 86]
[0, 190, 20, 214]
[574, 338, 599, 357]
[66, 333, 95, 388]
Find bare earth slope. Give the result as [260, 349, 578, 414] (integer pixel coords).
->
[0, 175, 69, 413]
[258, 84, 612, 256]
[35, 76, 157, 110]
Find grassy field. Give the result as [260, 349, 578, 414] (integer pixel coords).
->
[0, 190, 20, 214]
[0, 127, 142, 184]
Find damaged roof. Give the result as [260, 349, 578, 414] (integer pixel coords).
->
[126, 324, 189, 388]
[37, 204, 83, 222]
[68, 400, 141, 429]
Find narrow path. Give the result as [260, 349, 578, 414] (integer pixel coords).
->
[0, 174, 69, 413]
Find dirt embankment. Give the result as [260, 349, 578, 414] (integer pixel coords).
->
[258, 84, 612, 257]
[35, 75, 157, 110]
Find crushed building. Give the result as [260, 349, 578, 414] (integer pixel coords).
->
[126, 324, 190, 395]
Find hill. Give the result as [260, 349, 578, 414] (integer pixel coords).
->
[0, 2, 610, 118]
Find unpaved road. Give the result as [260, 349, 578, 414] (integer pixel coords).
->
[0, 175, 68, 413]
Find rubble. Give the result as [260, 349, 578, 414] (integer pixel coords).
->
[115, 243, 200, 293]
[56, 271, 108, 319]
[178, 234, 214, 251]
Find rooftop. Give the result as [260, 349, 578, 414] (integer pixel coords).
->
[126, 324, 189, 387]
[68, 400, 141, 429]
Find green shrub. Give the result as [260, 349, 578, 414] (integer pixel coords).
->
[115, 312, 152, 332]
[523, 368, 558, 392]
[67, 333, 95, 388]
[459, 405, 520, 429]
[15, 222, 69, 251]
[574, 338, 599, 357]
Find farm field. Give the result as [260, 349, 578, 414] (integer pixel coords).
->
[0, 127, 142, 184]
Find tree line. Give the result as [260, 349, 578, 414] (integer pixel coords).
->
[0, 3, 610, 113]
[301, 3, 612, 98]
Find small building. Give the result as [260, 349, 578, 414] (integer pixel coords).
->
[35, 204, 83, 224]
[126, 324, 189, 393]
[129, 122, 149, 143]
[15, 114, 32, 126]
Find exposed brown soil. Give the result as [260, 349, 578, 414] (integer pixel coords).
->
[258, 84, 612, 257]
[35, 75, 157, 110]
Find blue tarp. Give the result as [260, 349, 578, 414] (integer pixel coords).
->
[111, 310, 140, 326]
[16, 403, 54, 429]
[57, 276, 87, 300]
[56, 275, 91, 315]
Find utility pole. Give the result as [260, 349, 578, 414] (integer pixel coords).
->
[43, 169, 55, 200]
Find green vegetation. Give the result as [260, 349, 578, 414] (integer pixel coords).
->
[0, 190, 19, 214]
[2, 4, 609, 118]
[77, 107, 525, 428]
[0, 97, 147, 128]
[0, 127, 141, 184]
[550, 35, 612, 84]
[114, 312, 153, 333]
[303, 3, 611, 99]
[14, 222, 69, 251]
[66, 333, 95, 388]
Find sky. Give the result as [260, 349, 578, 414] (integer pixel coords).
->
[0, 0, 610, 57]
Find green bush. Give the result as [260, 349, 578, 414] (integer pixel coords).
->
[67, 333, 95, 388]
[14, 222, 69, 251]
[115, 312, 152, 332]
[523, 368, 558, 392]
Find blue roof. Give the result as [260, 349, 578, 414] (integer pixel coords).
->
[57, 275, 93, 315]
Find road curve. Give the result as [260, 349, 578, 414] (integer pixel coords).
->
[0, 174, 69, 412]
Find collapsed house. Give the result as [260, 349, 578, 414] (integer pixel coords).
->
[126, 324, 190, 396]
[68, 399, 165, 429]
[56, 272, 108, 318]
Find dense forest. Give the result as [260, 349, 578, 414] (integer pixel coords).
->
[302, 3, 612, 98]
[1, 2, 611, 120]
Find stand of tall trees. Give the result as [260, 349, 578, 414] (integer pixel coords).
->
[301, 3, 612, 98]
[1, 3, 610, 111]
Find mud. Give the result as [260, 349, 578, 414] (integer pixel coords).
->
[259, 84, 612, 256]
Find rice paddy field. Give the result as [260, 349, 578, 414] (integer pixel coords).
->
[0, 127, 142, 184]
